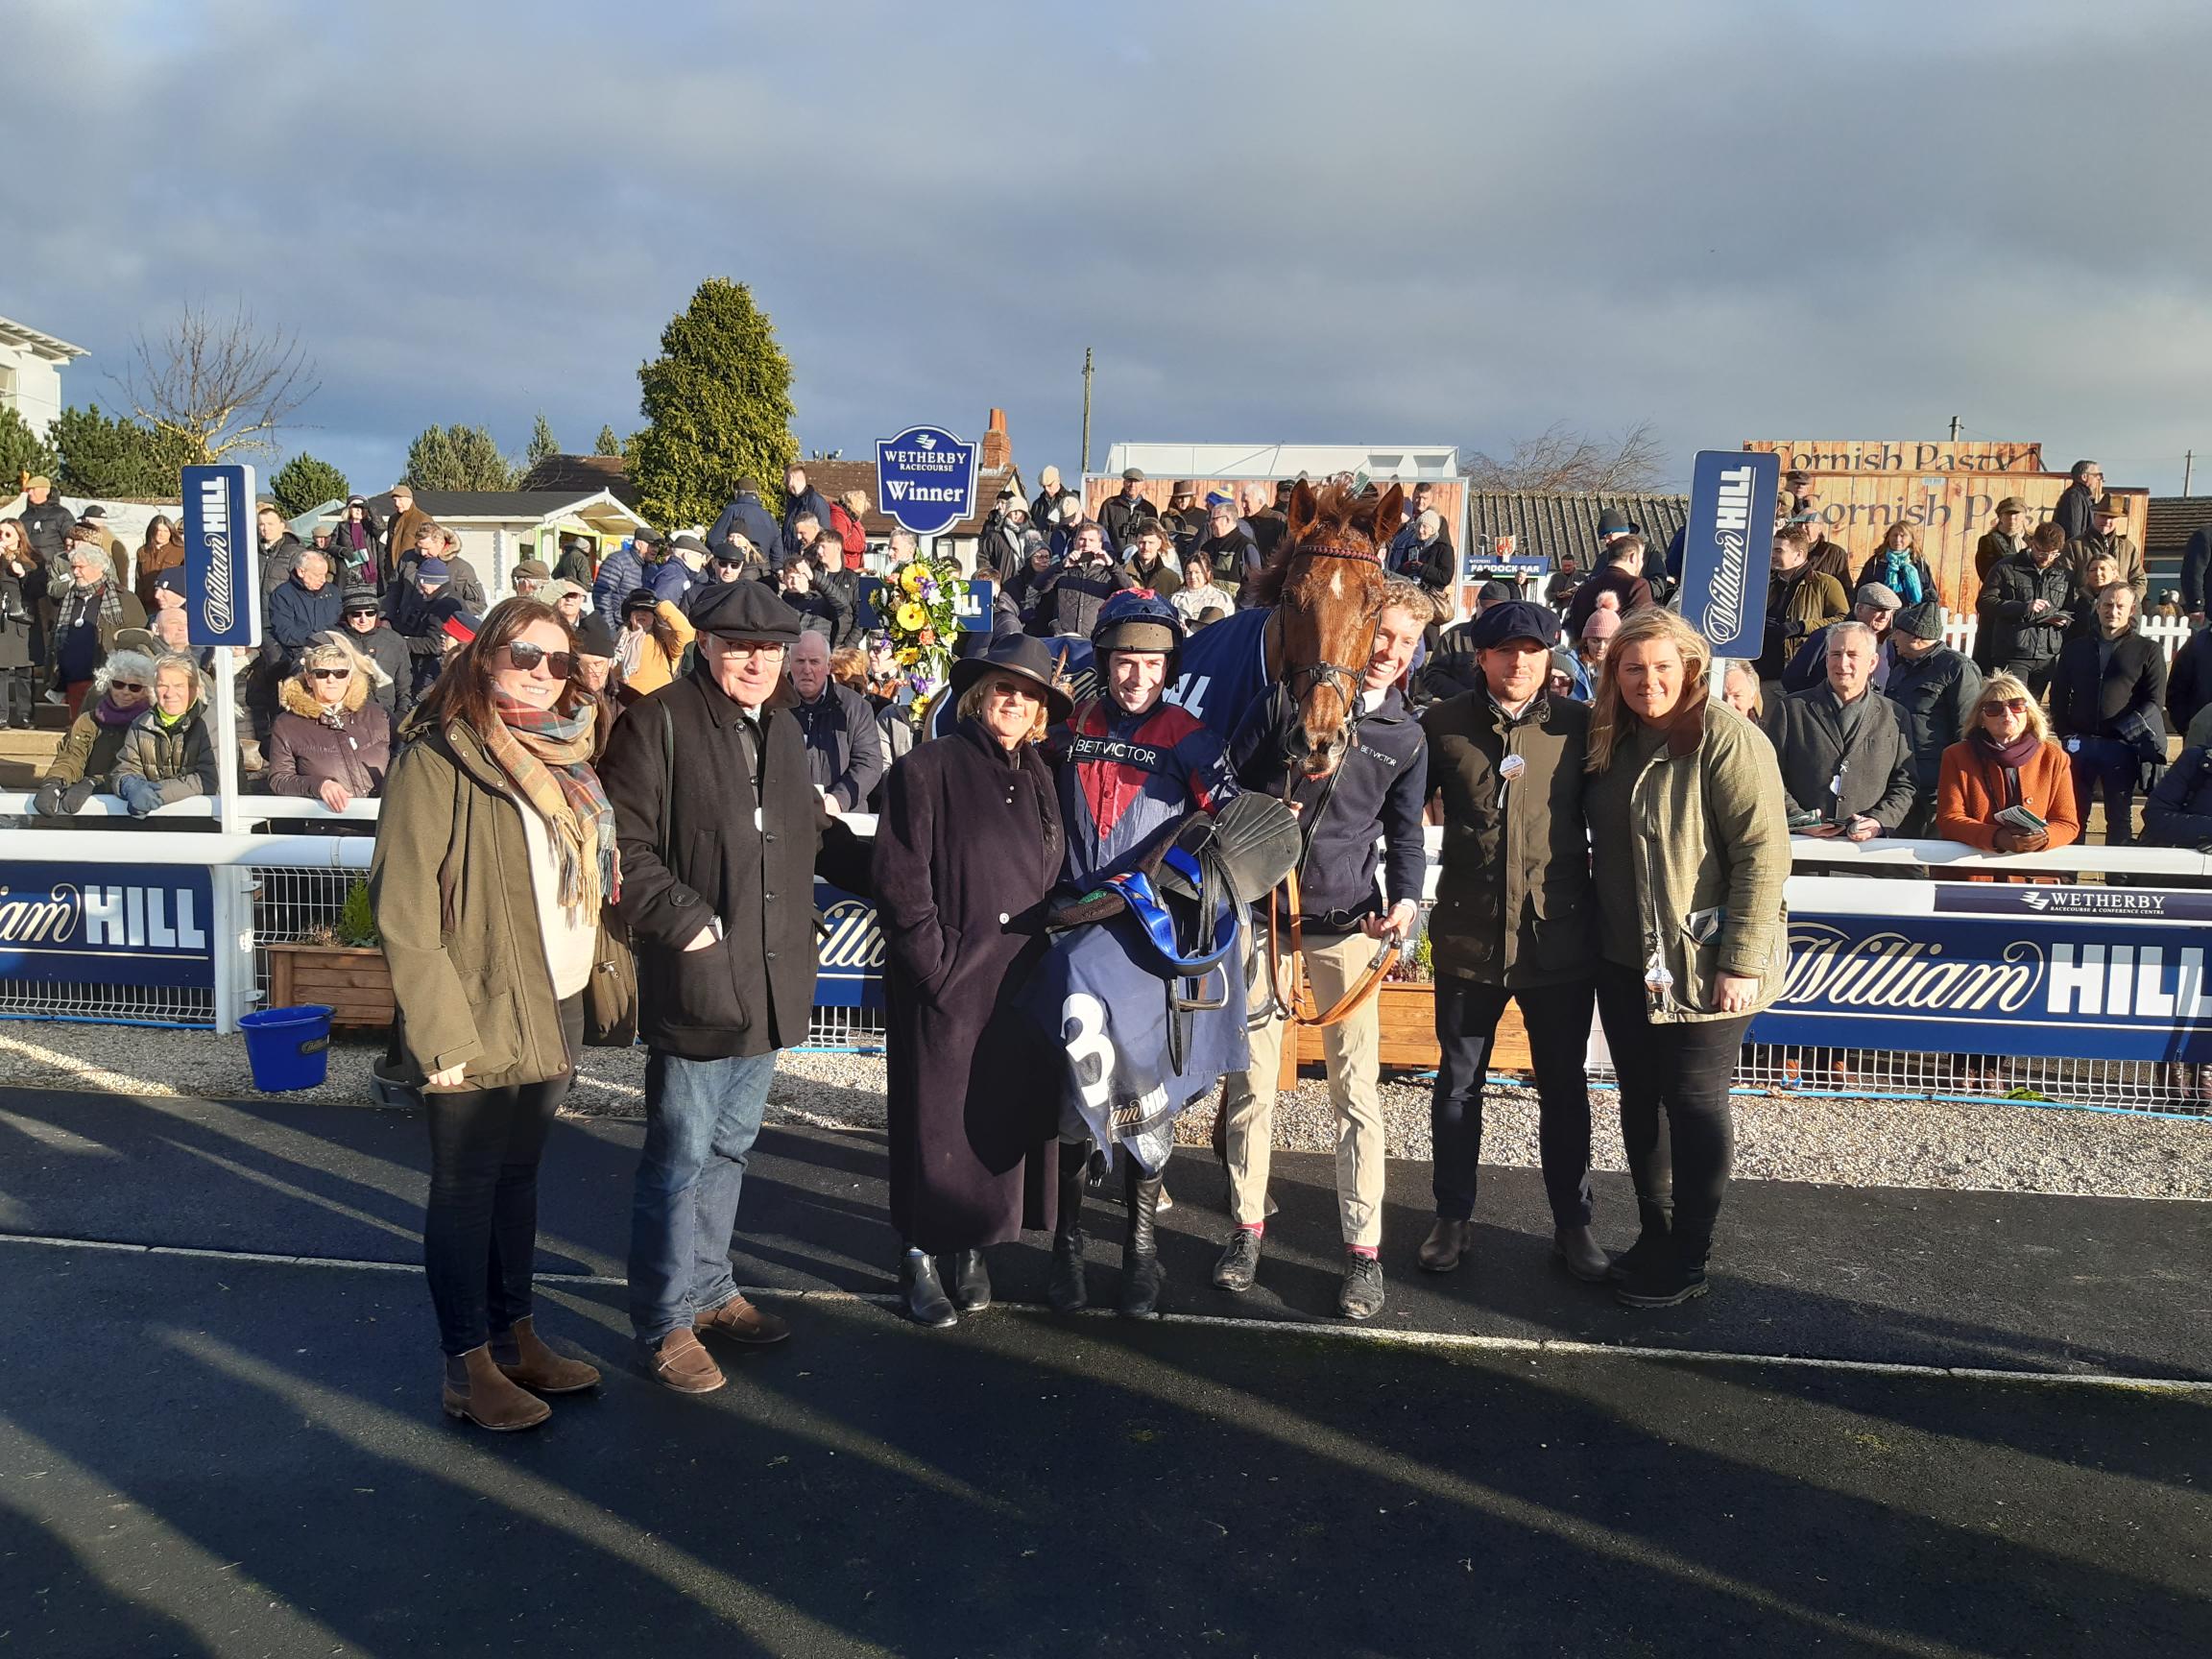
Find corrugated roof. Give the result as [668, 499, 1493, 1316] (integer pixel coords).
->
[1465, 491, 1690, 565]
[2145, 495, 2212, 552]
[517, 454, 639, 507]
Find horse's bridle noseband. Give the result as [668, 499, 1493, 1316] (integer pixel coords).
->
[1281, 542, 1385, 745]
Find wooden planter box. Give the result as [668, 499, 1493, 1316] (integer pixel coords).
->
[1280, 978, 1529, 1089]
[266, 942, 395, 1031]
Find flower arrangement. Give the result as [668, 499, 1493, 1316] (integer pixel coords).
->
[874, 552, 965, 720]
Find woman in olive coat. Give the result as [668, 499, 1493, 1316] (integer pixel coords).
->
[871, 636, 1070, 1327]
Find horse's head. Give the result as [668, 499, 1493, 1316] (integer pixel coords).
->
[1258, 480, 1403, 778]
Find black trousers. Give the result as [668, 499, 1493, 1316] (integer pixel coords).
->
[1593, 964, 1750, 1241]
[422, 995, 584, 1356]
[3, 666, 36, 726]
[1430, 975, 1594, 1228]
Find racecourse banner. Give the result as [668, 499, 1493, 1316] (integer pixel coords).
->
[0, 863, 217, 990]
[1679, 448, 1778, 658]
[813, 881, 886, 1009]
[182, 463, 262, 649]
[1753, 881, 2212, 1062]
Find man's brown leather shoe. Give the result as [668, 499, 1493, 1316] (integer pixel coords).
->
[648, 1329, 726, 1394]
[443, 1346, 552, 1431]
[1417, 1218, 1473, 1273]
[695, 1293, 791, 1346]
[494, 1316, 602, 1394]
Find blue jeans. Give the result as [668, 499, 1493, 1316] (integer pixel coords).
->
[628, 1047, 777, 1343]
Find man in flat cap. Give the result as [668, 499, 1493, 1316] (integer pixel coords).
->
[1414, 599, 1606, 1284]
[1096, 468, 1152, 557]
[599, 578, 864, 1396]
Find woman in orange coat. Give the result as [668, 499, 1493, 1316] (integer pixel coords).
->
[1936, 672, 2080, 863]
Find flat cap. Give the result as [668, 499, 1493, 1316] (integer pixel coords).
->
[686, 577, 803, 642]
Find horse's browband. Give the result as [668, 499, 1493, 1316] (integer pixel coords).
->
[1296, 544, 1382, 565]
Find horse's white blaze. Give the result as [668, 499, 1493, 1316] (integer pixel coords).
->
[1329, 568, 1342, 597]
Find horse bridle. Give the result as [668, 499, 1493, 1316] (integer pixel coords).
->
[1278, 542, 1385, 742]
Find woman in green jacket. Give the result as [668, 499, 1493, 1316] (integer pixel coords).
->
[1584, 610, 1790, 1308]
[371, 597, 613, 1431]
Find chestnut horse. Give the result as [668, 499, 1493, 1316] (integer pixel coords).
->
[1243, 479, 1404, 778]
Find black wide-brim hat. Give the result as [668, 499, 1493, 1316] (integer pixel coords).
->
[949, 634, 1074, 724]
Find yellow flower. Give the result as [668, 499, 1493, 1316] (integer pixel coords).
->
[896, 646, 919, 665]
[899, 564, 926, 595]
[895, 601, 928, 632]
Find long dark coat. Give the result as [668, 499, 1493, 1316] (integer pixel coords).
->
[872, 717, 1064, 1252]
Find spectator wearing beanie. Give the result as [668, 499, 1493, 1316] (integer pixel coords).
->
[1883, 601, 1982, 837]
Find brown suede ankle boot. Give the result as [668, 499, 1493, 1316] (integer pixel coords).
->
[493, 1316, 602, 1395]
[443, 1345, 553, 1431]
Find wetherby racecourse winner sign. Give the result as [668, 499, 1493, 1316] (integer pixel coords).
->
[182, 463, 263, 649]
[875, 425, 980, 538]
[1679, 448, 1778, 659]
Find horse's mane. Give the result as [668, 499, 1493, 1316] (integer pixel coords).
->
[1243, 483, 1382, 608]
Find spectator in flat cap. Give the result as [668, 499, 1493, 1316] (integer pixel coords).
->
[1883, 601, 1982, 836]
[509, 558, 552, 599]
[1975, 496, 2035, 586]
[1416, 594, 1605, 1284]
[596, 574, 869, 1393]
[2067, 494, 2146, 604]
[1096, 469, 1153, 556]
[1783, 582, 1901, 695]
[652, 533, 712, 609]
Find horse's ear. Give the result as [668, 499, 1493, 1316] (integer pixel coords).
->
[1370, 484, 1406, 551]
[1286, 479, 1318, 547]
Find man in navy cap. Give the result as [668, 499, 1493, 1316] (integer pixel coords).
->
[599, 578, 865, 1395]
[1416, 600, 1606, 1282]
[1197, 492, 1259, 601]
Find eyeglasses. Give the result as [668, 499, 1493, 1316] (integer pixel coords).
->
[706, 637, 786, 659]
[502, 641, 574, 679]
[310, 667, 352, 681]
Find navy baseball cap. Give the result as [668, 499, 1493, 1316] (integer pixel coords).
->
[1470, 601, 1560, 650]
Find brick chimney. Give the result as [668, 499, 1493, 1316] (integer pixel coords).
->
[980, 407, 1010, 471]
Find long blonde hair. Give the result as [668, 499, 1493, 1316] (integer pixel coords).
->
[1587, 608, 1712, 773]
[1972, 672, 2050, 743]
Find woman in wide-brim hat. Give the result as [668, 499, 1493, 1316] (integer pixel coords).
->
[869, 636, 1072, 1327]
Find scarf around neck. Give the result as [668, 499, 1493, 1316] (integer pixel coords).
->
[1972, 726, 2041, 771]
[478, 691, 616, 914]
[94, 694, 140, 727]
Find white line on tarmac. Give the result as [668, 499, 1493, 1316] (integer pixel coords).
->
[9, 1229, 2209, 1394]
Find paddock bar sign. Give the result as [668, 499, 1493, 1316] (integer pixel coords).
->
[182, 462, 263, 649]
[1753, 883, 2212, 1062]
[0, 864, 216, 989]
[1680, 448, 1778, 658]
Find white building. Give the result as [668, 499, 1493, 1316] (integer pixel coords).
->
[1101, 442, 1460, 481]
[0, 313, 88, 435]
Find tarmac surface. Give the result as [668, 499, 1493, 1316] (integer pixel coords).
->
[1, 1083, 2208, 1657]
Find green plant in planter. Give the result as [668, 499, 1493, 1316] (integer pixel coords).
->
[335, 878, 381, 949]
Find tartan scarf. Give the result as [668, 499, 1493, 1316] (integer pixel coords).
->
[478, 691, 617, 913]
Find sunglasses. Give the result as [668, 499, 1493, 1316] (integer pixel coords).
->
[110, 681, 145, 693]
[310, 667, 352, 681]
[1985, 698, 2030, 714]
[502, 641, 574, 679]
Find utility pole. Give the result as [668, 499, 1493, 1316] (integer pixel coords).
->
[2186, 450, 2195, 497]
[1948, 415, 1961, 442]
[1080, 347, 1094, 476]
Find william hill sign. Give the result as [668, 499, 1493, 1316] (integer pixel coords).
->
[0, 863, 216, 989]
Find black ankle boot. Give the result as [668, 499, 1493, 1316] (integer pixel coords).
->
[1606, 1196, 1674, 1285]
[1118, 1163, 1166, 1320]
[1047, 1143, 1090, 1313]
[899, 1250, 957, 1328]
[950, 1248, 991, 1312]
[1615, 1212, 1712, 1309]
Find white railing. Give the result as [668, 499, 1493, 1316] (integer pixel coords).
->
[1940, 612, 2195, 662]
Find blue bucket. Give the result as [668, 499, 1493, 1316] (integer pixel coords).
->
[240, 1004, 336, 1092]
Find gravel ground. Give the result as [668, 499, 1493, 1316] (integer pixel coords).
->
[0, 1022, 2205, 1201]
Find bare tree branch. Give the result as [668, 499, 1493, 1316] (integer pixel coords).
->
[113, 301, 319, 466]
[1462, 420, 1668, 493]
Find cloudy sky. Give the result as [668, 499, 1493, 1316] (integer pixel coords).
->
[10, 0, 2211, 500]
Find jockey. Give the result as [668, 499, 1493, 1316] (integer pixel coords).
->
[1054, 589, 1237, 888]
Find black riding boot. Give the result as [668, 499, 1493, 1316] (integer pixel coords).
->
[1616, 1206, 1712, 1309]
[1047, 1142, 1091, 1314]
[1606, 1196, 1673, 1285]
[1118, 1162, 1166, 1320]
